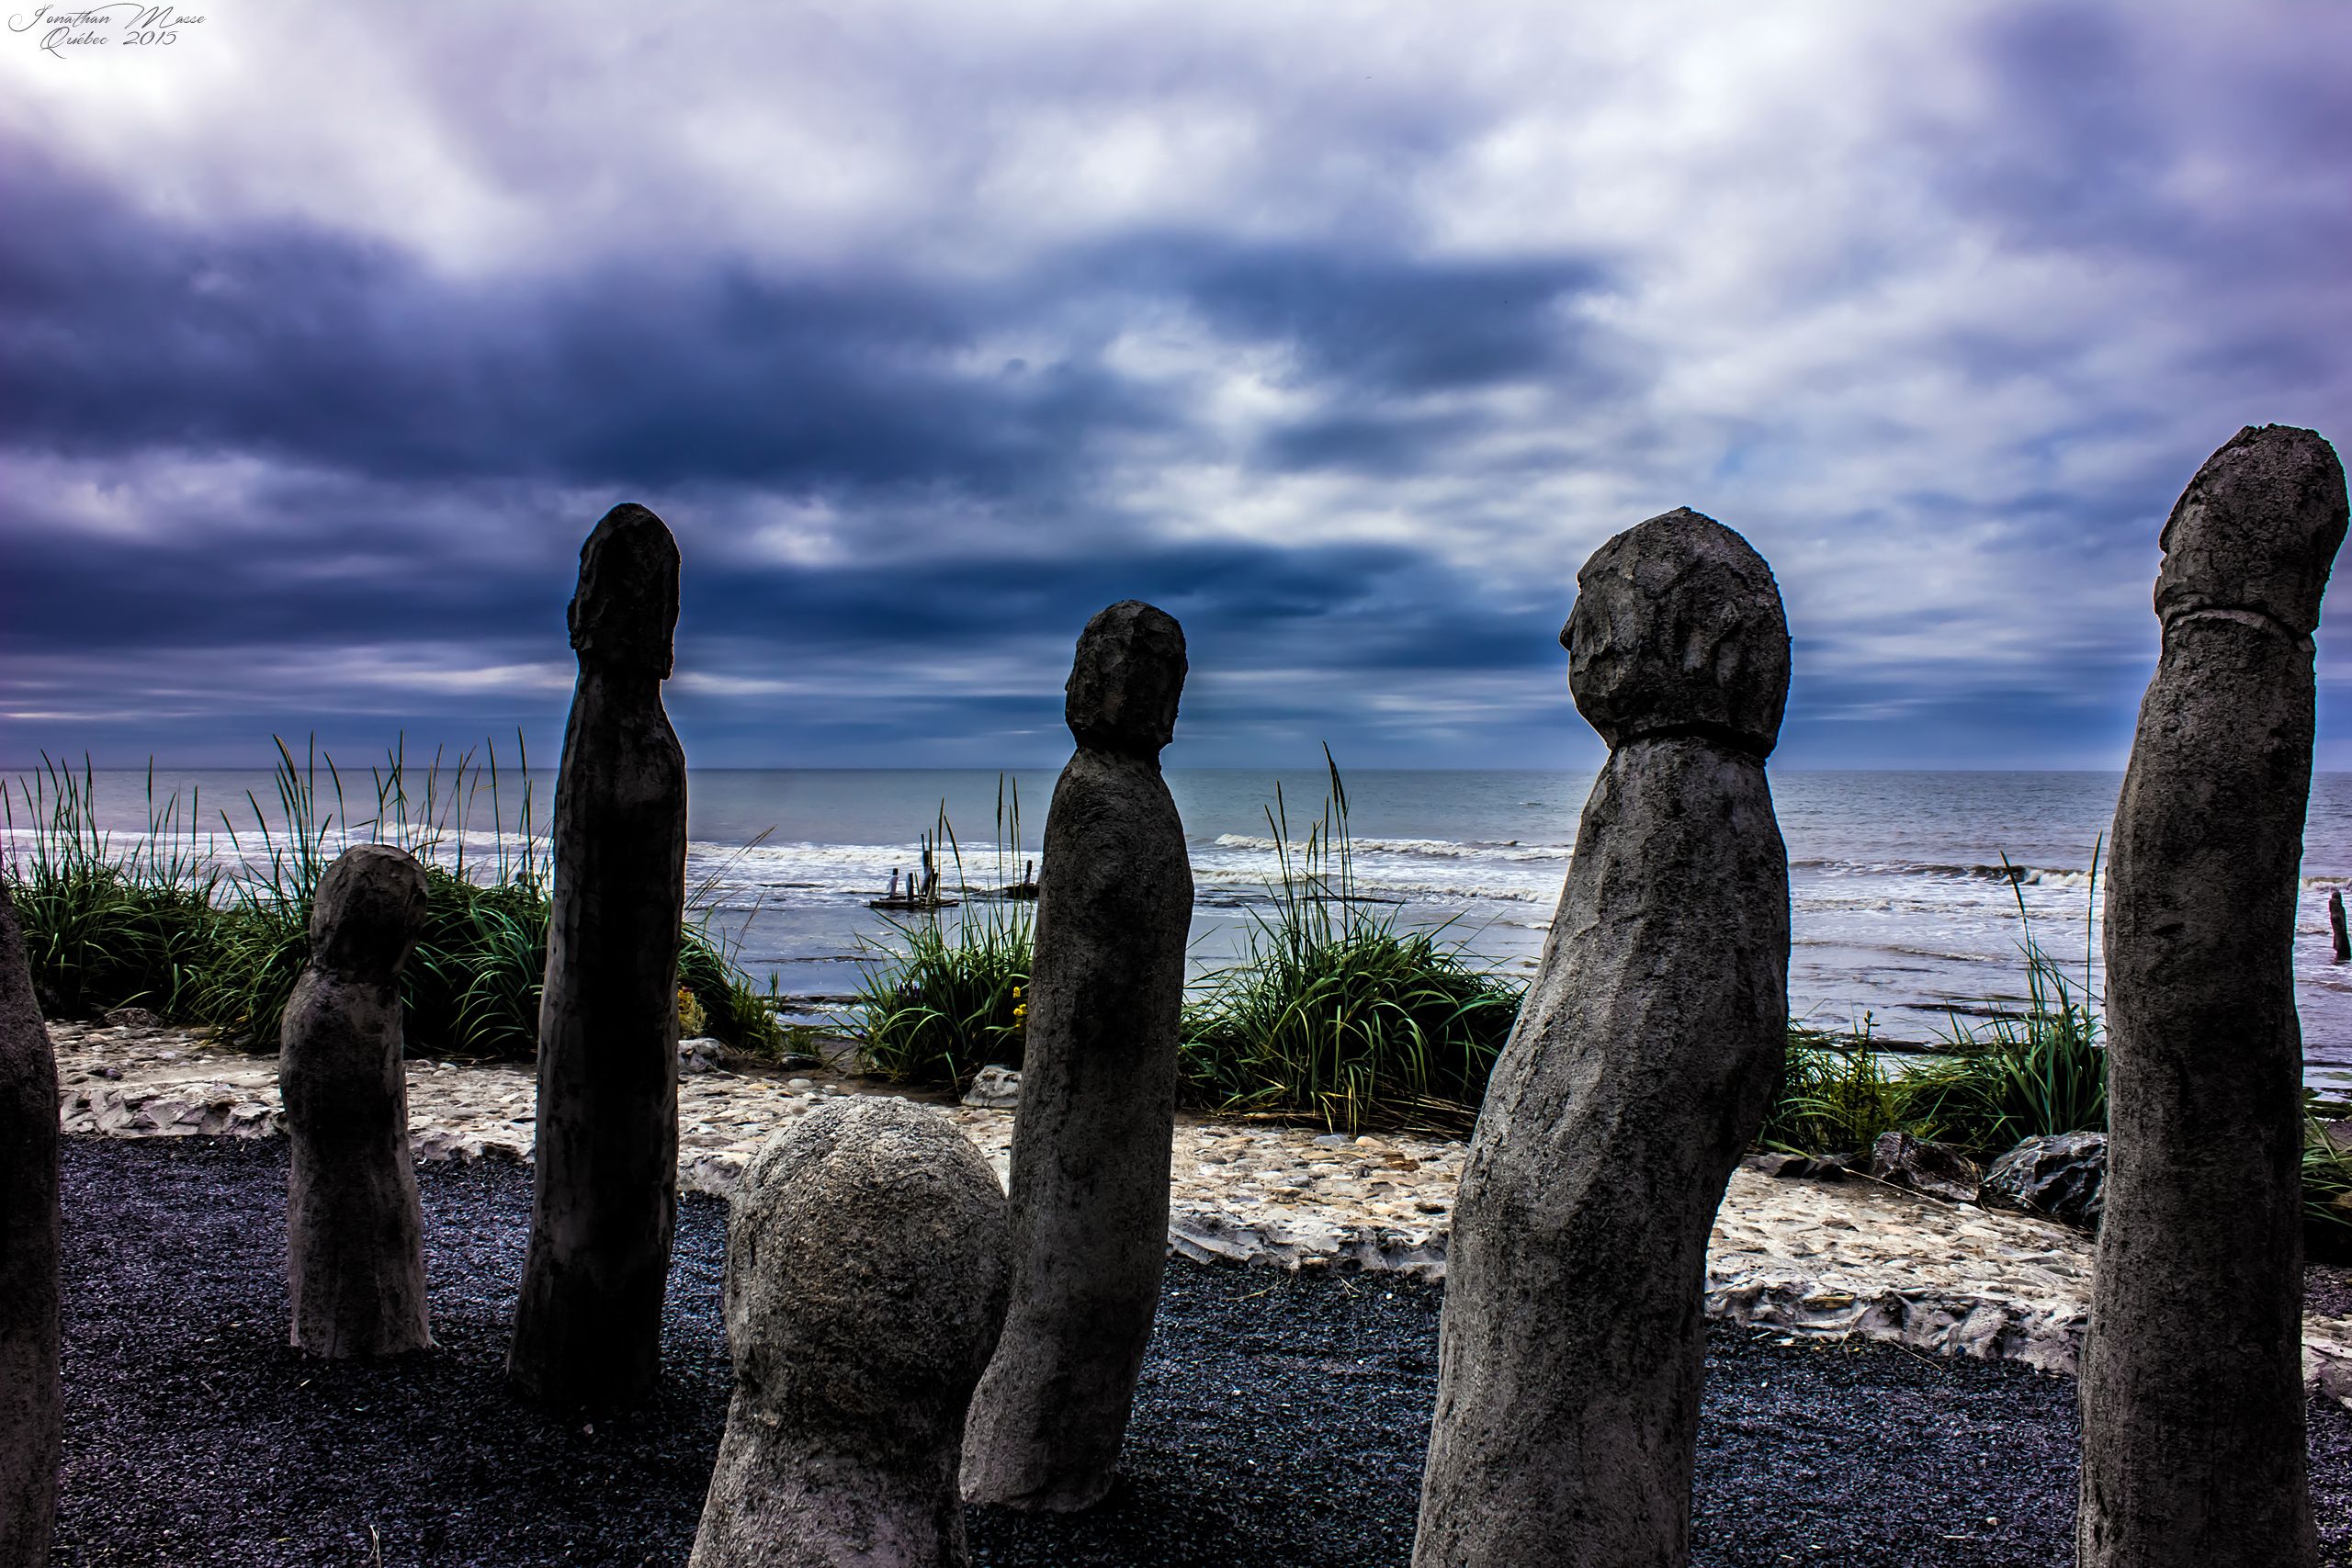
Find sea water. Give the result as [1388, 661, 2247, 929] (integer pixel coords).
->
[26, 767, 2352, 1093]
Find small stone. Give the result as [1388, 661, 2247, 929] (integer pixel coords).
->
[960, 1065, 1022, 1110]
[1869, 1132, 1981, 1206]
[1978, 1132, 2106, 1230]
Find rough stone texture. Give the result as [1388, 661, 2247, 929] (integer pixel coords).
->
[1562, 506, 1792, 757]
[1415, 510, 1792, 1568]
[280, 845, 433, 1358]
[508, 502, 689, 1410]
[45, 1019, 2352, 1410]
[1868, 1131, 1983, 1207]
[2082, 425, 2348, 1568]
[1979, 1132, 2107, 1231]
[688, 1098, 1009, 1568]
[961, 601, 1193, 1512]
[0, 886, 60, 1568]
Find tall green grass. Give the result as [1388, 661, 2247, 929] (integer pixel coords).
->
[4, 757, 223, 1020]
[5, 737, 780, 1060]
[1759, 1021, 1910, 1154]
[1177, 754, 1521, 1134]
[1898, 852, 2108, 1151]
[850, 785, 1035, 1086]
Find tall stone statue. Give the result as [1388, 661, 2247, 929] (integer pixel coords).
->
[960, 601, 1192, 1511]
[688, 1098, 1010, 1568]
[2080, 425, 2346, 1568]
[282, 843, 433, 1358]
[509, 502, 689, 1409]
[1414, 508, 1791, 1568]
[0, 886, 61, 1568]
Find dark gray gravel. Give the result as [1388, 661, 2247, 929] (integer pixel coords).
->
[51, 1136, 2352, 1566]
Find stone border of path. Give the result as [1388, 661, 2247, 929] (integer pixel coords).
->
[47, 1018, 2352, 1410]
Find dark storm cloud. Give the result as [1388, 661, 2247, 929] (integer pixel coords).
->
[2, 0, 2348, 769]
[0, 144, 1611, 499]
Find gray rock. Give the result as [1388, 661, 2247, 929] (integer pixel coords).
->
[961, 602, 1193, 1512]
[0, 886, 60, 1568]
[687, 1099, 1009, 1568]
[678, 1036, 730, 1077]
[2082, 425, 2346, 1568]
[1743, 1151, 1849, 1182]
[1415, 510, 1791, 1568]
[1868, 1131, 1982, 1206]
[509, 503, 689, 1411]
[280, 845, 433, 1358]
[960, 1064, 1022, 1109]
[1979, 1132, 2107, 1230]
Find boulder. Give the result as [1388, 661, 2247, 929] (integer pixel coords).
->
[1978, 1132, 2107, 1230]
[1869, 1131, 1982, 1205]
[687, 1098, 1009, 1568]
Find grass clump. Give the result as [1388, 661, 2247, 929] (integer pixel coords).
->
[1898, 852, 2107, 1151]
[1759, 1021, 1909, 1155]
[1177, 754, 1521, 1135]
[2307, 1099, 2352, 1261]
[4, 758, 225, 1021]
[6, 737, 782, 1062]
[849, 787, 1034, 1088]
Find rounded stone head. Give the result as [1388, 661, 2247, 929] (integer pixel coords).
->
[1563, 507, 1790, 756]
[1065, 601, 1186, 756]
[726, 1098, 1009, 1454]
[568, 503, 681, 678]
[308, 844, 430, 983]
[2154, 424, 2347, 637]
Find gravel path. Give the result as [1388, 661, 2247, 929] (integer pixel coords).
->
[54, 1136, 2352, 1567]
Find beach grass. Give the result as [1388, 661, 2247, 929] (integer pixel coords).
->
[849, 788, 1035, 1086]
[1175, 755, 1521, 1134]
[4, 739, 781, 1059]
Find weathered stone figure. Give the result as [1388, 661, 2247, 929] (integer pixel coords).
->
[509, 502, 689, 1409]
[282, 843, 433, 1358]
[1414, 508, 1791, 1568]
[688, 1098, 1010, 1568]
[0, 886, 61, 1568]
[960, 601, 1192, 1511]
[2080, 425, 2346, 1568]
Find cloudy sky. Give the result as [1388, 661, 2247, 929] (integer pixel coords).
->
[3, 0, 2347, 771]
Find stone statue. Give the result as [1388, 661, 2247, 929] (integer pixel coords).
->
[688, 1099, 1009, 1568]
[509, 502, 689, 1409]
[0, 886, 60, 1568]
[960, 601, 1192, 1511]
[2080, 425, 2346, 1568]
[1414, 508, 1792, 1567]
[281, 843, 433, 1358]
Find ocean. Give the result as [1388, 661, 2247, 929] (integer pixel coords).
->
[22, 766, 2352, 1093]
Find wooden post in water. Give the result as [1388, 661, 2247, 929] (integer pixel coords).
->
[2330, 887, 2348, 963]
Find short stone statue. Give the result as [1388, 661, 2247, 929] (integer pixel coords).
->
[1414, 508, 1792, 1568]
[959, 601, 1192, 1511]
[688, 1098, 1010, 1568]
[0, 886, 61, 1568]
[2080, 425, 2346, 1568]
[281, 843, 433, 1358]
[509, 502, 689, 1410]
